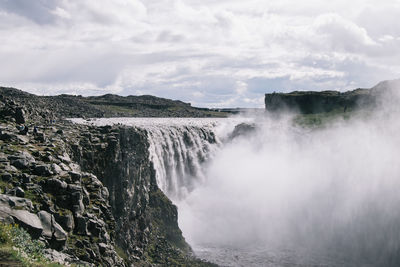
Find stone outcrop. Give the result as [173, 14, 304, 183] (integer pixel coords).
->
[0, 114, 124, 265]
[0, 87, 216, 266]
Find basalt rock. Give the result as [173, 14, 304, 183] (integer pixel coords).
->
[265, 88, 376, 114]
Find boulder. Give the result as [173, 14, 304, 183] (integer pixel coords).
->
[38, 210, 53, 239]
[9, 187, 25, 198]
[58, 153, 71, 163]
[53, 221, 68, 241]
[38, 210, 68, 248]
[34, 164, 53, 176]
[1, 172, 12, 182]
[10, 209, 43, 239]
[75, 215, 88, 235]
[41, 178, 68, 194]
[15, 107, 25, 124]
[0, 194, 33, 211]
[54, 213, 74, 232]
[69, 171, 81, 183]
[51, 163, 63, 175]
[10, 159, 30, 169]
[20, 173, 32, 183]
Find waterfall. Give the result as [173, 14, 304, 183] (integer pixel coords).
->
[146, 121, 220, 200]
[69, 117, 246, 200]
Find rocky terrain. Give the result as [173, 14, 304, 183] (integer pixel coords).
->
[0, 87, 217, 266]
[0, 87, 229, 119]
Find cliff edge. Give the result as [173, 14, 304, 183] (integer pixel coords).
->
[0, 87, 216, 266]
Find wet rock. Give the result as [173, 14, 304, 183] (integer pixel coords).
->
[229, 123, 257, 140]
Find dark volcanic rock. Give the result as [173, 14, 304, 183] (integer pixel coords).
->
[229, 122, 257, 140]
[15, 107, 25, 124]
[265, 89, 375, 114]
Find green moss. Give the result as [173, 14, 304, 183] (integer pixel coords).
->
[0, 180, 12, 193]
[115, 245, 129, 263]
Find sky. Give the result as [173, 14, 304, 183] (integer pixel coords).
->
[0, 0, 400, 108]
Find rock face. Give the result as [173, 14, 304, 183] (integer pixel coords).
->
[69, 124, 201, 265]
[265, 89, 376, 114]
[0, 87, 215, 266]
[0, 122, 124, 265]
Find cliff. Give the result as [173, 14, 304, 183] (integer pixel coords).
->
[0, 88, 216, 266]
[264, 79, 400, 114]
[265, 88, 375, 114]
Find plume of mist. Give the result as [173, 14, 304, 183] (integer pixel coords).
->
[177, 87, 400, 265]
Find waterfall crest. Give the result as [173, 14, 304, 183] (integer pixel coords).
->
[146, 122, 220, 200]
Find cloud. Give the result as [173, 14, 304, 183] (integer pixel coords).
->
[0, 0, 60, 24]
[0, 0, 399, 107]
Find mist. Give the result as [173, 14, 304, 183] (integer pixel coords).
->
[177, 89, 400, 266]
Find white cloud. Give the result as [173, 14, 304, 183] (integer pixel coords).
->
[0, 0, 400, 107]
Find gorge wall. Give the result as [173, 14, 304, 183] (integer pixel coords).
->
[264, 88, 375, 114]
[67, 123, 207, 265]
[0, 88, 219, 266]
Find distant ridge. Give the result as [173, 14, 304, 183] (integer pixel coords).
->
[0, 86, 229, 119]
[264, 79, 400, 114]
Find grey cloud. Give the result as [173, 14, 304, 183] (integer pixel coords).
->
[0, 0, 60, 24]
[0, 0, 400, 108]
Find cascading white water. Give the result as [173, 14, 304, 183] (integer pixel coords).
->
[69, 117, 248, 200]
[145, 121, 220, 200]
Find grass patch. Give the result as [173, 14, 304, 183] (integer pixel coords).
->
[0, 180, 12, 194]
[0, 223, 65, 266]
